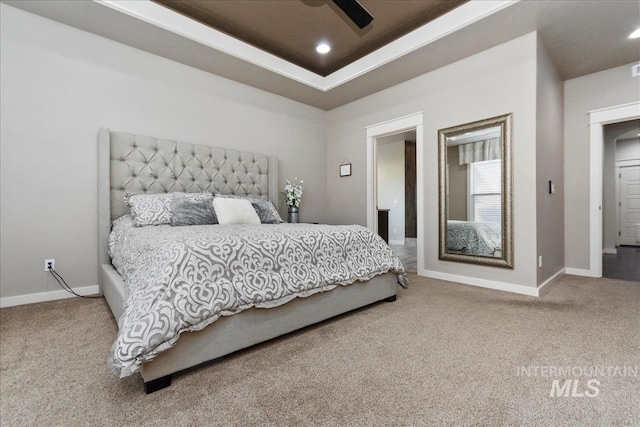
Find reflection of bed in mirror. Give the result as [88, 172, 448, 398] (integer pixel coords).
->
[446, 220, 501, 257]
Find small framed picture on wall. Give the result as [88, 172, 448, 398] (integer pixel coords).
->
[340, 163, 352, 177]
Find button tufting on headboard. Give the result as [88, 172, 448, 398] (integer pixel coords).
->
[106, 130, 274, 221]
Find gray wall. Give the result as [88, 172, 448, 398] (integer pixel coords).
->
[447, 146, 468, 221]
[535, 37, 565, 285]
[327, 33, 539, 288]
[564, 63, 640, 270]
[0, 5, 327, 299]
[3, 3, 636, 301]
[603, 126, 617, 252]
[616, 135, 640, 161]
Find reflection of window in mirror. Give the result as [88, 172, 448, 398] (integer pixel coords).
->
[469, 159, 501, 224]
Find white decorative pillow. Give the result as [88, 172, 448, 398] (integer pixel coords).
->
[214, 194, 284, 224]
[125, 193, 173, 227]
[212, 197, 261, 225]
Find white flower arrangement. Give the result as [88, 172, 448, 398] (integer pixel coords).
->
[282, 178, 304, 207]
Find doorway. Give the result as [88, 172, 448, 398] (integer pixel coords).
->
[588, 101, 640, 278]
[366, 112, 424, 275]
[602, 119, 640, 281]
[375, 131, 417, 272]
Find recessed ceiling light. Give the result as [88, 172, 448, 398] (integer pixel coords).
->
[630, 29, 640, 39]
[316, 43, 331, 54]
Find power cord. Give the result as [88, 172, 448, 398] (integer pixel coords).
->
[48, 265, 100, 299]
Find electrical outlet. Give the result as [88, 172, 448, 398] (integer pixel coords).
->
[45, 259, 55, 271]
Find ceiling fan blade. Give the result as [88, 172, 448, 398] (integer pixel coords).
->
[332, 0, 374, 29]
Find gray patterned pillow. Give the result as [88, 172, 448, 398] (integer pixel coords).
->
[250, 199, 284, 224]
[125, 193, 173, 227]
[214, 194, 284, 224]
[171, 193, 218, 226]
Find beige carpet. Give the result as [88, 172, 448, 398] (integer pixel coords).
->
[1, 274, 638, 426]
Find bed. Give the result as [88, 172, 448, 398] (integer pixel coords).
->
[446, 220, 501, 257]
[97, 128, 407, 393]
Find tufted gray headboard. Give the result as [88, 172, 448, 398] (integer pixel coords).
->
[97, 128, 279, 266]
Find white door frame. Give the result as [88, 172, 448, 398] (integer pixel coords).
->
[366, 112, 424, 274]
[588, 101, 640, 277]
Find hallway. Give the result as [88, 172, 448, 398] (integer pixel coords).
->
[603, 246, 640, 282]
[390, 238, 417, 273]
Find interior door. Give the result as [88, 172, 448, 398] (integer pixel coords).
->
[619, 165, 640, 246]
[405, 141, 417, 238]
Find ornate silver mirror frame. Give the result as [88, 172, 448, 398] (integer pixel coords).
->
[438, 113, 513, 268]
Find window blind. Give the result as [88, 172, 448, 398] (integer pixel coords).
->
[470, 159, 501, 223]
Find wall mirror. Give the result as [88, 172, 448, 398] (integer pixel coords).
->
[438, 114, 513, 268]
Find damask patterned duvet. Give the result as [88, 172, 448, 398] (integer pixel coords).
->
[108, 215, 407, 377]
[447, 220, 501, 256]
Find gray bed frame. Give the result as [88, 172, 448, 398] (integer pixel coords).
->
[97, 128, 398, 393]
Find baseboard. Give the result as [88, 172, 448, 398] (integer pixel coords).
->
[602, 248, 617, 254]
[537, 268, 565, 296]
[389, 239, 405, 245]
[565, 267, 600, 277]
[419, 269, 540, 297]
[0, 285, 100, 308]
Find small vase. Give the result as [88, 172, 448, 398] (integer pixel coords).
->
[288, 206, 299, 223]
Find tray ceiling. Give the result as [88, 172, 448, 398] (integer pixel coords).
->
[4, 0, 639, 110]
[152, 0, 468, 76]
